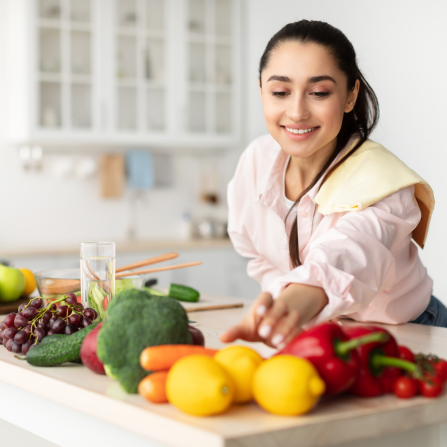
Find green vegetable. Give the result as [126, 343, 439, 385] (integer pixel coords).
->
[168, 284, 200, 302]
[26, 324, 98, 367]
[87, 282, 108, 321]
[40, 334, 67, 343]
[36, 334, 83, 364]
[116, 278, 139, 294]
[143, 287, 166, 296]
[97, 289, 193, 393]
[88, 279, 143, 322]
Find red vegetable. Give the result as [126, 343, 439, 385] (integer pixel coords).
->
[398, 346, 415, 363]
[419, 375, 444, 398]
[277, 322, 388, 396]
[343, 326, 418, 398]
[413, 353, 447, 396]
[80, 323, 105, 375]
[435, 360, 447, 384]
[393, 376, 418, 399]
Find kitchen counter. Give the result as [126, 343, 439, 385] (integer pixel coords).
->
[2, 297, 447, 447]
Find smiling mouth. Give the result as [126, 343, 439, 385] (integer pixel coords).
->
[283, 126, 320, 135]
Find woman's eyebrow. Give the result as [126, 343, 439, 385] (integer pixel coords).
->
[266, 75, 336, 84]
[308, 75, 336, 84]
[267, 75, 292, 83]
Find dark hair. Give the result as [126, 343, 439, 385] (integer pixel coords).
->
[258, 20, 379, 268]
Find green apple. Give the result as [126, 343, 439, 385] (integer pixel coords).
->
[0, 265, 26, 302]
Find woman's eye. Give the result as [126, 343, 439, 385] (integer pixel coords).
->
[272, 92, 288, 97]
[311, 92, 330, 97]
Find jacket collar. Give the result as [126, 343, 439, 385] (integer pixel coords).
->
[256, 138, 356, 217]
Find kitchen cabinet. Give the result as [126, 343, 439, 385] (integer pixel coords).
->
[5, 0, 241, 150]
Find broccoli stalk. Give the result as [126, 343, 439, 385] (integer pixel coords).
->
[96, 289, 193, 393]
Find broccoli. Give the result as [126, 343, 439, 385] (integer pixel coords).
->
[97, 289, 192, 393]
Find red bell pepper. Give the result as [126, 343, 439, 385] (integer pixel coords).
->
[343, 325, 419, 397]
[277, 322, 388, 395]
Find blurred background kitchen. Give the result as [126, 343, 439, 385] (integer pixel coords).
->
[0, 0, 446, 302]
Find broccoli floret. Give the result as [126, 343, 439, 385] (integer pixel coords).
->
[97, 290, 192, 393]
[106, 288, 150, 314]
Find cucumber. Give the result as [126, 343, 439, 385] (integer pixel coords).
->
[34, 334, 82, 363]
[143, 287, 166, 297]
[39, 334, 67, 344]
[168, 284, 200, 303]
[26, 324, 98, 367]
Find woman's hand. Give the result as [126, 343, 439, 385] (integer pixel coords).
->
[219, 291, 302, 349]
[219, 284, 328, 348]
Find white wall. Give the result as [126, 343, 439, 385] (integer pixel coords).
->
[1, 1, 446, 302]
[243, 0, 447, 302]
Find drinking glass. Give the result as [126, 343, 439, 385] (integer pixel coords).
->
[80, 242, 115, 321]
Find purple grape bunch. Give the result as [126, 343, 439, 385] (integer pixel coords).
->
[0, 293, 98, 355]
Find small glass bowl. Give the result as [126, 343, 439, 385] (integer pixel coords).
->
[35, 268, 146, 305]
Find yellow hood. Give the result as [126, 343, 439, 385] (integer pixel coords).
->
[314, 139, 434, 248]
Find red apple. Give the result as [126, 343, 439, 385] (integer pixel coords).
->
[80, 322, 105, 375]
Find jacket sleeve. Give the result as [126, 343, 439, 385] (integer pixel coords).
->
[227, 146, 286, 291]
[265, 186, 422, 325]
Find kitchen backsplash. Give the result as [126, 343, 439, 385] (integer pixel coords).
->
[0, 139, 240, 250]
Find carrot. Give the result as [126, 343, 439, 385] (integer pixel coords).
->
[138, 371, 169, 404]
[140, 345, 218, 371]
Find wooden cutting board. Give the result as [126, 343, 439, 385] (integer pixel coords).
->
[180, 296, 244, 312]
[0, 296, 31, 315]
[99, 154, 125, 198]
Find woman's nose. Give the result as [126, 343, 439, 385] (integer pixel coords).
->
[286, 95, 310, 121]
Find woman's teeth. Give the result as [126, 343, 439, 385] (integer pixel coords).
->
[285, 126, 318, 135]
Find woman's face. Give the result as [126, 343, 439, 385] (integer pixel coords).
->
[259, 41, 359, 162]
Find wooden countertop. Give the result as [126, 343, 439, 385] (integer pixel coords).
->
[1, 238, 233, 258]
[2, 298, 447, 447]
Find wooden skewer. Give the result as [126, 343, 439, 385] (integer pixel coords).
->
[116, 252, 179, 273]
[82, 260, 98, 281]
[83, 259, 113, 295]
[115, 261, 202, 278]
[39, 255, 198, 296]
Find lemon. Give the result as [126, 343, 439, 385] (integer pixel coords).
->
[252, 355, 325, 416]
[214, 345, 263, 403]
[166, 354, 234, 416]
[19, 268, 36, 297]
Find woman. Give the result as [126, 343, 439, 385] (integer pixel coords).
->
[221, 20, 444, 350]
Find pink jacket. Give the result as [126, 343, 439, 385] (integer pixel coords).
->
[227, 134, 432, 326]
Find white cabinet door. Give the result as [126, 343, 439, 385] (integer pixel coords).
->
[35, 0, 98, 131]
[5, 0, 241, 150]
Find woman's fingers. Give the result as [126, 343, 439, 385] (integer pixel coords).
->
[270, 309, 302, 348]
[220, 292, 273, 344]
[253, 292, 274, 318]
[220, 323, 249, 343]
[257, 298, 288, 341]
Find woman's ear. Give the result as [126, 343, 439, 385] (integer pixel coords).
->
[345, 79, 360, 113]
[258, 78, 262, 99]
